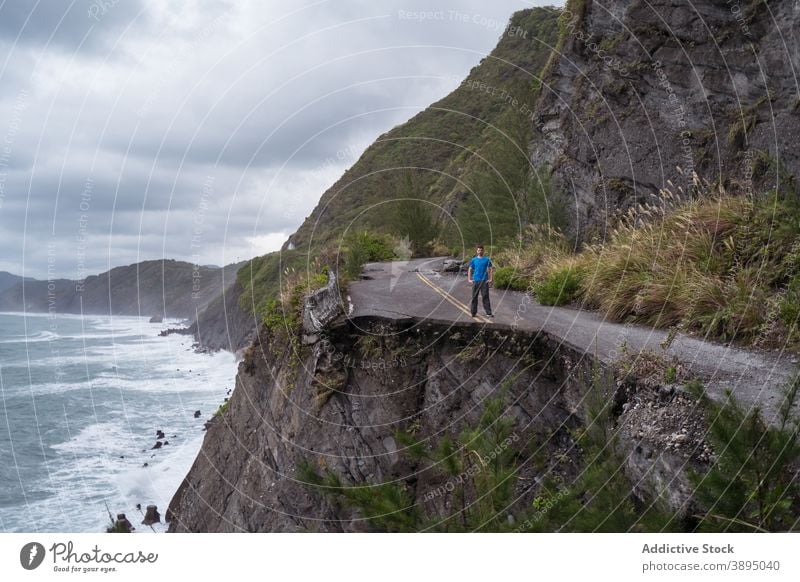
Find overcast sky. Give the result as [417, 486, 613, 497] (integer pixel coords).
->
[0, 0, 560, 279]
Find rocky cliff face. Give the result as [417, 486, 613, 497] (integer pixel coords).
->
[536, 0, 800, 243]
[167, 306, 708, 532]
[189, 280, 257, 352]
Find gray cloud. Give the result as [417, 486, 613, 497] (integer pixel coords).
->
[0, 0, 560, 278]
[0, 0, 150, 52]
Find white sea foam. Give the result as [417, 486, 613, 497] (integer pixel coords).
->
[0, 330, 60, 343]
[0, 313, 237, 533]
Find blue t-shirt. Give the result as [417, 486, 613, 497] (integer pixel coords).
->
[469, 256, 493, 281]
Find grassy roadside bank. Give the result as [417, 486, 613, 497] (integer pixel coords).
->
[493, 180, 800, 353]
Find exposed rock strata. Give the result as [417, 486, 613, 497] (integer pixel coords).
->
[536, 0, 800, 243]
[167, 313, 709, 532]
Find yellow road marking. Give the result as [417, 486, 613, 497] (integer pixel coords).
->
[416, 272, 492, 324]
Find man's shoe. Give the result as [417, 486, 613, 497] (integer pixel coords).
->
[486, 313, 494, 318]
[470, 313, 478, 318]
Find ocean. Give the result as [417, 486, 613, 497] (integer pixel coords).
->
[0, 312, 237, 533]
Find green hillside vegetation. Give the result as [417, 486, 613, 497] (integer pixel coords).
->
[237, 231, 397, 329]
[687, 377, 800, 532]
[285, 7, 561, 253]
[442, 94, 567, 250]
[493, 178, 800, 351]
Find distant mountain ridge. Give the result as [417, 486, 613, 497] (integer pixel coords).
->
[0, 271, 32, 294]
[0, 259, 243, 319]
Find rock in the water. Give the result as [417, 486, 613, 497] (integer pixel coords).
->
[152, 441, 163, 450]
[160, 327, 191, 337]
[142, 505, 161, 526]
[149, 315, 163, 323]
[194, 410, 201, 418]
[108, 513, 134, 533]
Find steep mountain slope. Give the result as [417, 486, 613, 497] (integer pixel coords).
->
[235, 8, 561, 321]
[282, 8, 561, 253]
[190, 280, 257, 352]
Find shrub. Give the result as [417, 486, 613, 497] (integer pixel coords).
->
[343, 231, 395, 280]
[494, 224, 572, 279]
[307, 269, 330, 291]
[261, 298, 286, 333]
[237, 250, 306, 315]
[779, 276, 800, 336]
[431, 242, 451, 257]
[213, 400, 229, 417]
[260, 266, 331, 335]
[534, 265, 583, 305]
[389, 173, 439, 257]
[493, 266, 531, 291]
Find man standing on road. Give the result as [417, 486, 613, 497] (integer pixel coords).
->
[467, 244, 494, 318]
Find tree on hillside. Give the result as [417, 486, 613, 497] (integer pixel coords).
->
[391, 173, 438, 257]
[298, 391, 531, 532]
[454, 81, 540, 248]
[450, 77, 570, 251]
[687, 377, 800, 532]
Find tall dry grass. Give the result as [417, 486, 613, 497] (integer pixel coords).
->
[511, 173, 800, 347]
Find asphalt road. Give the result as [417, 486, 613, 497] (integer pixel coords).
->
[347, 257, 800, 423]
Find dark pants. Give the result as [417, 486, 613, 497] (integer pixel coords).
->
[471, 279, 492, 316]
